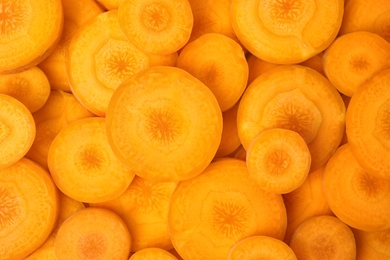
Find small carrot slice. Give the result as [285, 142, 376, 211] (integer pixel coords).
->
[54, 207, 131, 260]
[129, 248, 178, 260]
[117, 0, 193, 55]
[0, 158, 59, 260]
[246, 128, 311, 194]
[0, 93, 35, 169]
[48, 117, 135, 203]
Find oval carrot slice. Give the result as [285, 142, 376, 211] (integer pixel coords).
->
[106, 66, 222, 183]
[54, 207, 131, 260]
[129, 248, 178, 260]
[0, 93, 35, 169]
[0, 0, 63, 74]
[48, 117, 135, 203]
[0, 158, 59, 260]
[168, 158, 287, 260]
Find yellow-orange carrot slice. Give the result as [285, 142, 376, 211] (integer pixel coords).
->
[0, 158, 59, 260]
[168, 158, 287, 260]
[346, 68, 390, 181]
[117, 0, 193, 55]
[67, 10, 150, 116]
[106, 66, 222, 182]
[246, 128, 311, 194]
[0, 0, 63, 74]
[324, 144, 390, 231]
[230, 0, 344, 64]
[237, 65, 345, 171]
[129, 248, 178, 260]
[48, 117, 135, 203]
[323, 31, 390, 97]
[54, 207, 131, 260]
[0, 66, 50, 112]
[91, 176, 177, 252]
[289, 215, 356, 260]
[228, 236, 297, 260]
[354, 228, 390, 260]
[0, 93, 35, 169]
[177, 33, 248, 112]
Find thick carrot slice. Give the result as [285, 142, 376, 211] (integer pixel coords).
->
[117, 0, 193, 55]
[246, 128, 311, 194]
[0, 93, 35, 169]
[354, 228, 390, 260]
[0, 158, 59, 260]
[323, 144, 390, 231]
[230, 0, 344, 64]
[129, 248, 178, 260]
[106, 66, 222, 182]
[0, 0, 63, 74]
[54, 207, 131, 260]
[289, 215, 356, 260]
[177, 33, 248, 112]
[237, 65, 345, 171]
[168, 158, 287, 260]
[228, 236, 297, 260]
[48, 117, 135, 203]
[346, 68, 390, 181]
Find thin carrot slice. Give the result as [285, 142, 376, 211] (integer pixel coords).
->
[228, 236, 297, 260]
[246, 128, 311, 194]
[0, 158, 59, 260]
[346, 68, 390, 181]
[106, 66, 222, 183]
[129, 248, 178, 260]
[0, 93, 35, 169]
[117, 0, 194, 55]
[354, 228, 390, 260]
[230, 0, 344, 64]
[323, 144, 390, 231]
[0, 0, 63, 74]
[48, 117, 135, 203]
[168, 158, 287, 260]
[54, 207, 131, 260]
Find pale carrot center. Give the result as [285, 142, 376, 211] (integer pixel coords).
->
[265, 149, 290, 176]
[349, 54, 370, 72]
[356, 170, 387, 200]
[0, 0, 30, 37]
[75, 145, 106, 173]
[77, 232, 107, 259]
[310, 236, 336, 258]
[142, 3, 170, 32]
[0, 186, 22, 230]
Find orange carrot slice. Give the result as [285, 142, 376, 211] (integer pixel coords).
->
[48, 117, 135, 203]
[168, 158, 287, 259]
[354, 228, 390, 260]
[129, 248, 178, 260]
[0, 158, 59, 260]
[106, 66, 222, 182]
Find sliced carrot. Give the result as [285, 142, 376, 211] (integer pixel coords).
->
[168, 158, 287, 260]
[247, 54, 279, 85]
[129, 248, 178, 260]
[298, 52, 326, 77]
[54, 207, 131, 260]
[149, 52, 178, 67]
[48, 117, 135, 203]
[354, 228, 390, 260]
[117, 0, 193, 55]
[246, 128, 311, 194]
[106, 66, 222, 182]
[0, 93, 35, 169]
[0, 158, 59, 260]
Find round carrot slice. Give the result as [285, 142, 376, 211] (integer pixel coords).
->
[346, 68, 390, 181]
[0, 93, 35, 169]
[0, 158, 59, 260]
[106, 66, 222, 183]
[0, 0, 63, 74]
[230, 0, 344, 64]
[54, 207, 131, 260]
[129, 248, 178, 260]
[228, 236, 297, 260]
[48, 117, 135, 203]
[168, 158, 287, 260]
[117, 0, 193, 55]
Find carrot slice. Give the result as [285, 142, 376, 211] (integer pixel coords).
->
[0, 158, 59, 260]
[129, 248, 178, 260]
[230, 0, 344, 64]
[0, 0, 63, 74]
[237, 65, 345, 171]
[228, 236, 297, 260]
[54, 207, 131, 260]
[106, 66, 222, 182]
[117, 0, 193, 55]
[324, 144, 390, 231]
[246, 128, 311, 194]
[0, 93, 35, 169]
[346, 68, 390, 181]
[48, 117, 135, 203]
[168, 158, 287, 260]
[247, 54, 279, 85]
[289, 215, 356, 260]
[354, 228, 390, 260]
